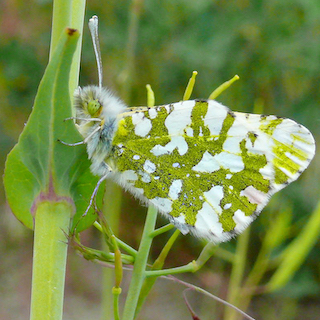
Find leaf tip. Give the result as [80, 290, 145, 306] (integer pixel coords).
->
[66, 28, 79, 37]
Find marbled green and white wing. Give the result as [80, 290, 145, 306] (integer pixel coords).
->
[108, 100, 315, 243]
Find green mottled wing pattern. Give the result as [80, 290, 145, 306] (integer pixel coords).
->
[107, 100, 315, 243]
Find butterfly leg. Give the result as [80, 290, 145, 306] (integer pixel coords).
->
[83, 173, 109, 216]
[83, 161, 112, 216]
[58, 125, 101, 146]
[64, 116, 102, 122]
[59, 139, 85, 147]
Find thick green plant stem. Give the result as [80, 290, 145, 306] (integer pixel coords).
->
[50, 0, 72, 57]
[30, 201, 73, 320]
[69, 0, 86, 93]
[51, 0, 86, 98]
[29, 1, 85, 319]
[122, 206, 158, 320]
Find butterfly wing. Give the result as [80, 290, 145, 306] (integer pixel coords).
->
[108, 100, 315, 243]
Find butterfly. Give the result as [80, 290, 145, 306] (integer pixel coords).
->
[68, 16, 315, 243]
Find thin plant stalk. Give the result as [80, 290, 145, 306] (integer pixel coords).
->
[224, 228, 250, 320]
[135, 229, 181, 314]
[101, 181, 123, 320]
[122, 206, 158, 320]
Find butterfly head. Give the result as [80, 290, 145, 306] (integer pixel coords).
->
[74, 85, 103, 119]
[87, 98, 102, 117]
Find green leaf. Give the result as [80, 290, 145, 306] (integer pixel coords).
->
[4, 28, 99, 230]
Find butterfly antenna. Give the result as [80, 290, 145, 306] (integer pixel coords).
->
[88, 15, 103, 88]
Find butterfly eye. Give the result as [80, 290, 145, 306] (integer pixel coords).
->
[87, 99, 101, 116]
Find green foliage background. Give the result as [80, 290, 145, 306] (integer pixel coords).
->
[1, 0, 319, 319]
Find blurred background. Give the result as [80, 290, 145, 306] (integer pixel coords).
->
[1, 0, 320, 319]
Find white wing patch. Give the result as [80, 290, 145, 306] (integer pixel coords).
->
[203, 186, 224, 214]
[192, 151, 220, 173]
[169, 180, 183, 200]
[212, 152, 245, 173]
[194, 202, 228, 243]
[165, 101, 193, 134]
[132, 112, 152, 137]
[240, 186, 269, 206]
[151, 136, 188, 156]
[150, 197, 172, 214]
[204, 101, 229, 135]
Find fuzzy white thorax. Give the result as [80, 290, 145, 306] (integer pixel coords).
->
[73, 85, 127, 176]
[74, 86, 126, 119]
